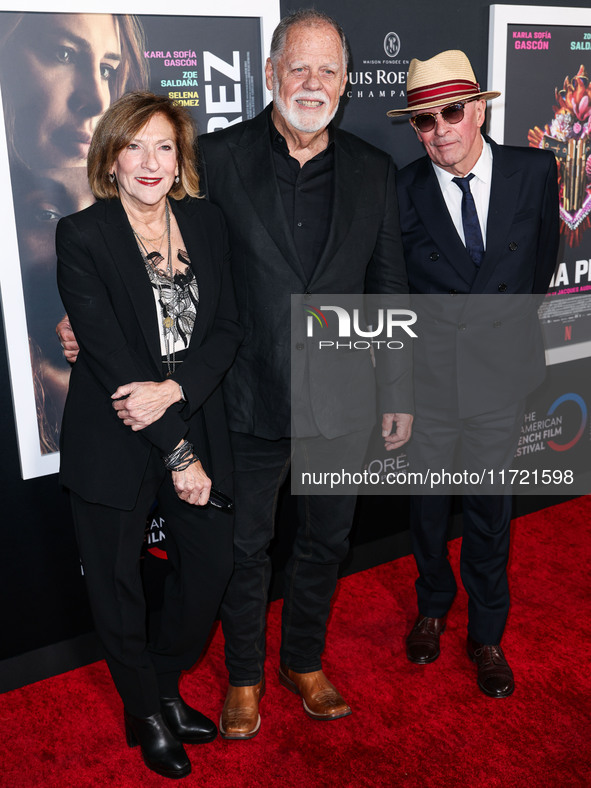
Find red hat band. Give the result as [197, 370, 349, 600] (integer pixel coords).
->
[407, 78, 481, 109]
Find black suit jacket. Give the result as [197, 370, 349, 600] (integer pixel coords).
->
[396, 137, 560, 417]
[56, 197, 242, 509]
[198, 104, 411, 440]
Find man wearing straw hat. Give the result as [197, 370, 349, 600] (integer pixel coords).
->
[388, 50, 559, 697]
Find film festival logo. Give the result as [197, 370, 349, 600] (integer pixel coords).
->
[144, 510, 168, 560]
[529, 65, 591, 247]
[304, 304, 417, 350]
[516, 392, 588, 457]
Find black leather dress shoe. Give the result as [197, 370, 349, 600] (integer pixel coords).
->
[406, 614, 447, 664]
[160, 696, 217, 744]
[467, 636, 514, 698]
[124, 709, 191, 779]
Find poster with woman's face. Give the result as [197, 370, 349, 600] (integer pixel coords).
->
[0, 2, 279, 479]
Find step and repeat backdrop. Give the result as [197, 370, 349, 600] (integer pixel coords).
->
[0, 0, 590, 685]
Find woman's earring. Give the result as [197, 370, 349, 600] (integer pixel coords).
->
[174, 174, 180, 184]
[109, 172, 115, 183]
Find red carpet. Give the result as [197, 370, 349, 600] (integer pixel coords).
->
[2, 497, 590, 787]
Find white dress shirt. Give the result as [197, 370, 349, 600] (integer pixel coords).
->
[431, 139, 493, 250]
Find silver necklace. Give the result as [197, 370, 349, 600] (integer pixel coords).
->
[134, 201, 176, 375]
[162, 202, 175, 375]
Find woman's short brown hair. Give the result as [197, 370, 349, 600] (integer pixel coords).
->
[88, 91, 200, 200]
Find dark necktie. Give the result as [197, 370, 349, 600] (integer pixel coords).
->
[452, 173, 484, 266]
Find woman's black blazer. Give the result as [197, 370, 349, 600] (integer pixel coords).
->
[56, 196, 242, 510]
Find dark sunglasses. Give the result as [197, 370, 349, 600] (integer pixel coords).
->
[410, 98, 477, 133]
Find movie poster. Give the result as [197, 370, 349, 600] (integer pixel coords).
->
[0, 2, 279, 479]
[489, 5, 591, 365]
[489, 6, 591, 487]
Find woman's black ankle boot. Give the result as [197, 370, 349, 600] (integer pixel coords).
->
[124, 709, 191, 779]
[160, 695, 218, 744]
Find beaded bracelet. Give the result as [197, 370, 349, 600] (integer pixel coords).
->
[163, 439, 199, 472]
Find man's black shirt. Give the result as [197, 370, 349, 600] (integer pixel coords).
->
[270, 118, 335, 282]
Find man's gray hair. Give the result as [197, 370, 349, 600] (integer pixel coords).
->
[270, 9, 349, 69]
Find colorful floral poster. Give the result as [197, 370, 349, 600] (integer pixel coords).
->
[489, 5, 591, 365]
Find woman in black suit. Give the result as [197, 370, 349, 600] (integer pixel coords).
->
[56, 91, 241, 779]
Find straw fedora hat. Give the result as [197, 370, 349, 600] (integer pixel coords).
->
[387, 49, 500, 116]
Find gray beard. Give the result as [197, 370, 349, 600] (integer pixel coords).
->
[273, 84, 339, 133]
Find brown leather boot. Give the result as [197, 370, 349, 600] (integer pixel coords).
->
[278, 664, 351, 720]
[219, 678, 265, 740]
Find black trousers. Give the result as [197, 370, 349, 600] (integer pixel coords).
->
[71, 448, 234, 717]
[220, 431, 365, 685]
[408, 399, 525, 645]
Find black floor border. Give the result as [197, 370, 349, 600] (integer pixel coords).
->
[0, 632, 103, 694]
